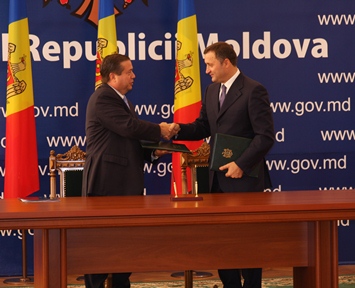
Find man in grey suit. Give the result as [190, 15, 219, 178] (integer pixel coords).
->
[171, 42, 275, 288]
[82, 53, 173, 288]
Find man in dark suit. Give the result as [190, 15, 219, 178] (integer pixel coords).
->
[172, 42, 275, 288]
[82, 53, 173, 288]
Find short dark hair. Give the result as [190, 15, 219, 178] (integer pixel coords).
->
[204, 42, 237, 66]
[100, 54, 131, 83]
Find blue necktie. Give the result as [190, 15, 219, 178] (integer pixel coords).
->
[219, 84, 226, 109]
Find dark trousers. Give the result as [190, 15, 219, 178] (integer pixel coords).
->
[84, 273, 131, 288]
[212, 175, 262, 288]
[218, 268, 262, 288]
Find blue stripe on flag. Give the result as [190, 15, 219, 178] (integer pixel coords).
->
[178, 0, 196, 21]
[9, 0, 27, 24]
[99, 0, 115, 20]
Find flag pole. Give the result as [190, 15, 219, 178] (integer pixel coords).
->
[3, 230, 34, 285]
[170, 0, 212, 284]
[4, 0, 39, 284]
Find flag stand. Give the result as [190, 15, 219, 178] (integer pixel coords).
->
[3, 229, 34, 285]
[170, 173, 211, 288]
[170, 172, 203, 202]
[171, 176, 211, 286]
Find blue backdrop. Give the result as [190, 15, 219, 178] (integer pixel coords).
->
[0, 0, 354, 276]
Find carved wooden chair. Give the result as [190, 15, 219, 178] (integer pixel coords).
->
[180, 141, 210, 194]
[49, 145, 86, 198]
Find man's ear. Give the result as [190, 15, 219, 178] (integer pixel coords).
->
[109, 72, 115, 81]
[223, 58, 231, 67]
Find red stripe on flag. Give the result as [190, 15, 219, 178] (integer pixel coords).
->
[174, 101, 201, 129]
[5, 106, 39, 199]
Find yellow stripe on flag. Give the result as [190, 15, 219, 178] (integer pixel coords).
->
[174, 15, 201, 111]
[97, 14, 117, 58]
[6, 18, 34, 116]
[95, 11, 118, 89]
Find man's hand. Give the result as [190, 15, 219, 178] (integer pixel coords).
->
[159, 122, 180, 140]
[219, 161, 244, 178]
[159, 122, 171, 140]
[169, 123, 180, 137]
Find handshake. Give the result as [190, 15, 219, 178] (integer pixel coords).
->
[159, 122, 181, 140]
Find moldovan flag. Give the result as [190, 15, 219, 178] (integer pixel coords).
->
[95, 0, 118, 89]
[5, 0, 39, 199]
[172, 0, 202, 195]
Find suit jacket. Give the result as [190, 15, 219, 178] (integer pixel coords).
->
[177, 72, 275, 192]
[82, 84, 161, 196]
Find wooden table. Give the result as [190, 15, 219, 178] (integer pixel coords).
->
[1, 190, 355, 288]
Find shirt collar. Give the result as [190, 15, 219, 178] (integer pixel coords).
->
[108, 83, 125, 100]
[221, 69, 240, 93]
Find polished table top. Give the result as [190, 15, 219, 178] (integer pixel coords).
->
[1, 190, 355, 229]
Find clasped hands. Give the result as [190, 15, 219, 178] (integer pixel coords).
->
[159, 122, 180, 140]
[154, 123, 180, 158]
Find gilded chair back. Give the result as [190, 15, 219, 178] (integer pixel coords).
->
[49, 145, 86, 198]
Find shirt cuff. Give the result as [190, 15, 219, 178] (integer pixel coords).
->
[151, 151, 159, 161]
